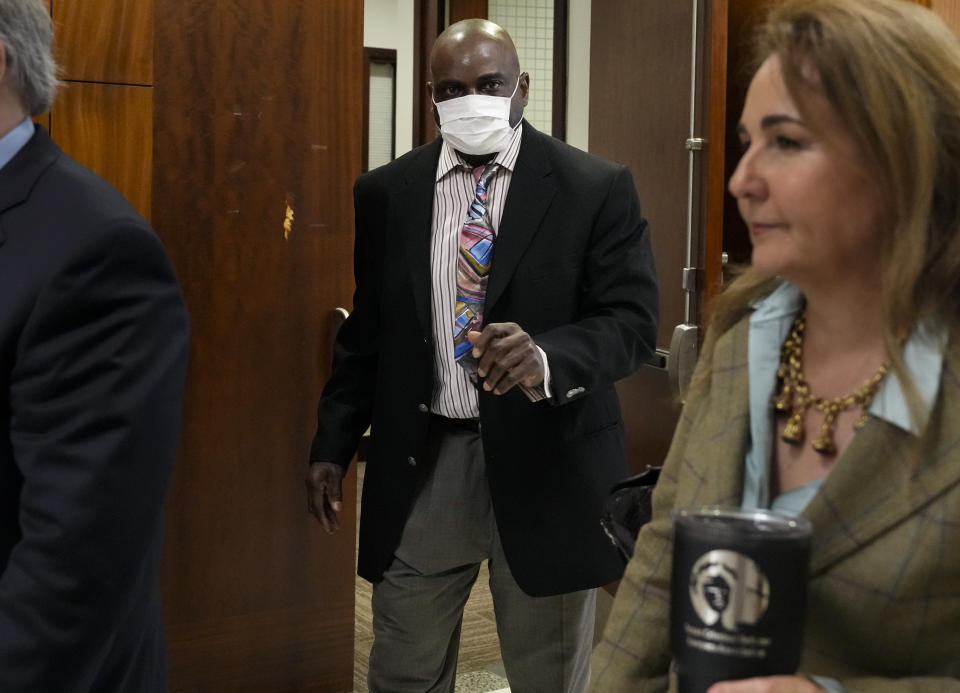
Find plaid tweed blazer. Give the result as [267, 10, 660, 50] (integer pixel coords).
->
[591, 314, 960, 693]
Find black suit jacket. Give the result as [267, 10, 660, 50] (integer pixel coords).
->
[0, 126, 190, 691]
[311, 124, 658, 596]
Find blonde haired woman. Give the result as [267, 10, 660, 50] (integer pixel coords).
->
[592, 0, 960, 691]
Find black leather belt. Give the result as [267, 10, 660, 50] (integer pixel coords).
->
[430, 413, 481, 433]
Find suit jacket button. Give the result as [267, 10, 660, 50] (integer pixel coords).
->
[417, 403, 428, 413]
[407, 456, 417, 466]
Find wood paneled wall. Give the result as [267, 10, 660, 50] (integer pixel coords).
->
[46, 0, 363, 689]
[56, 0, 153, 84]
[153, 1, 362, 690]
[932, 0, 960, 32]
[54, 83, 153, 218]
[48, 0, 154, 220]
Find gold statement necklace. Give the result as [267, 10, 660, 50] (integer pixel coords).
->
[772, 313, 890, 455]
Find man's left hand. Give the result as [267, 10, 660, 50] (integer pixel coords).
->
[467, 322, 544, 395]
[708, 676, 825, 693]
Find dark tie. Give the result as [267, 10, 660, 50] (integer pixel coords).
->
[453, 162, 500, 372]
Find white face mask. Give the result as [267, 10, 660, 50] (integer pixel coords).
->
[432, 77, 521, 156]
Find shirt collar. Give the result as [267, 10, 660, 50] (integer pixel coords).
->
[435, 122, 523, 182]
[871, 321, 946, 434]
[750, 280, 945, 435]
[749, 281, 804, 323]
[0, 117, 35, 172]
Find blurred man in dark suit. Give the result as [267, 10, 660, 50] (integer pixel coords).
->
[307, 18, 657, 692]
[0, 1, 190, 689]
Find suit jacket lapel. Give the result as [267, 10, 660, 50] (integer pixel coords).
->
[0, 125, 59, 249]
[485, 124, 556, 315]
[394, 138, 442, 338]
[803, 341, 960, 574]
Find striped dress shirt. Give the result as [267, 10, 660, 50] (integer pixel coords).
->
[429, 124, 548, 419]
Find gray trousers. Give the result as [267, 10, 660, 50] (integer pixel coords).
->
[367, 421, 595, 693]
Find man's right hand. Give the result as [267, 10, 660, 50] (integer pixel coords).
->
[306, 461, 344, 534]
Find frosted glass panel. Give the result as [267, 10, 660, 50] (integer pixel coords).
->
[368, 62, 395, 170]
[489, 0, 554, 135]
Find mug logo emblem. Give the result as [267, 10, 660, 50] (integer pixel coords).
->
[689, 550, 770, 631]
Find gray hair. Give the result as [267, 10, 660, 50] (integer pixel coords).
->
[0, 0, 57, 116]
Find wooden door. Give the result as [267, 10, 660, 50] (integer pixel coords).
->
[589, 0, 705, 472]
[153, 1, 362, 691]
[589, 0, 763, 474]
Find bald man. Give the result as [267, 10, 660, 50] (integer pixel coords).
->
[307, 19, 658, 692]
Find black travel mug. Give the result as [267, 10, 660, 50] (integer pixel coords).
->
[670, 507, 812, 693]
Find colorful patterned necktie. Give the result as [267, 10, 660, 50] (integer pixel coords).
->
[453, 162, 500, 372]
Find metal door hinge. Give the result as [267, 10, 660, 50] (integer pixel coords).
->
[685, 137, 706, 151]
[682, 267, 701, 293]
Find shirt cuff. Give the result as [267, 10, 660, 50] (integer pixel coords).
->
[518, 346, 551, 402]
[538, 346, 552, 398]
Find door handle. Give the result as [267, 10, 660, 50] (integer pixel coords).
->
[668, 323, 700, 396]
